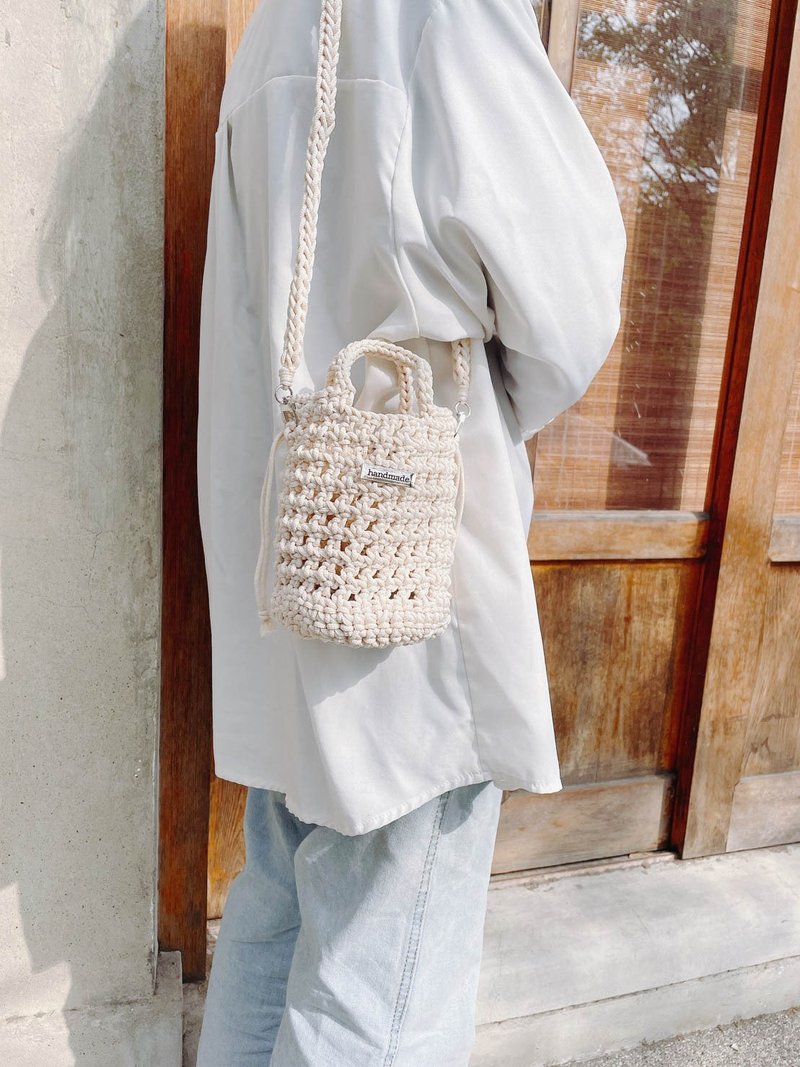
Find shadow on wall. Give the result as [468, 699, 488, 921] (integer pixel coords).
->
[0, 1, 182, 1053]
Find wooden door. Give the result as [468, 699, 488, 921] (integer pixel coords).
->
[159, 0, 799, 975]
[491, 0, 796, 873]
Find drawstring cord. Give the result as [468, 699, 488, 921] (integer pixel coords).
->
[254, 429, 286, 636]
[455, 449, 466, 533]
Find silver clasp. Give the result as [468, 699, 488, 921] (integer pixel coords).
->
[274, 384, 296, 424]
[453, 400, 471, 436]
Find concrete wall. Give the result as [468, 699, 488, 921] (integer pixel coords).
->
[0, 0, 171, 1057]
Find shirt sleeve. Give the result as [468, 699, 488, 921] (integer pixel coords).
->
[398, 0, 627, 438]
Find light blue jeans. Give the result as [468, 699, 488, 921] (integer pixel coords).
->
[196, 781, 503, 1066]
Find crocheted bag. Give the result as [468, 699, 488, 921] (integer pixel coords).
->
[253, 0, 471, 648]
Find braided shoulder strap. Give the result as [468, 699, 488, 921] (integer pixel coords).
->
[275, 0, 471, 414]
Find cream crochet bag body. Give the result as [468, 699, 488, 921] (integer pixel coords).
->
[254, 0, 471, 648]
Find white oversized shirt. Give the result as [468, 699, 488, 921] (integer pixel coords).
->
[197, 0, 626, 834]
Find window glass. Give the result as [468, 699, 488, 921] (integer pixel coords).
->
[533, 0, 771, 511]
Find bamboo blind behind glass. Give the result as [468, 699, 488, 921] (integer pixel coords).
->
[531, 0, 772, 511]
[776, 356, 800, 514]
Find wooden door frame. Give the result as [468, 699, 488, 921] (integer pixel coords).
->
[676, 0, 800, 857]
[159, 0, 226, 982]
[158, 0, 799, 977]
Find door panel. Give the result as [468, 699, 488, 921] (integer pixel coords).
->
[494, 774, 674, 873]
[536, 563, 695, 784]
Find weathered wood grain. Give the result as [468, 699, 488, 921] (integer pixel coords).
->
[160, 0, 227, 981]
[728, 771, 800, 850]
[493, 774, 674, 873]
[529, 510, 709, 560]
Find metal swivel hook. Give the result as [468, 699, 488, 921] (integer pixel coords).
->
[453, 400, 471, 436]
[274, 384, 296, 424]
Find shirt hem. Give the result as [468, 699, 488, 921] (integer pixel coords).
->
[212, 766, 564, 836]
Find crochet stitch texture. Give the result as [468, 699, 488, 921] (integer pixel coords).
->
[267, 341, 464, 646]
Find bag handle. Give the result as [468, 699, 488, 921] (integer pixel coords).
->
[326, 339, 436, 416]
[275, 0, 471, 423]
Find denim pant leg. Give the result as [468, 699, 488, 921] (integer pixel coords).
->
[197, 787, 316, 1065]
[270, 780, 503, 1067]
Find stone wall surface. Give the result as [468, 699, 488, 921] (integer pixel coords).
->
[0, 0, 165, 1027]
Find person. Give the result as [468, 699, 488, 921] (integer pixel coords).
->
[195, 0, 626, 1063]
